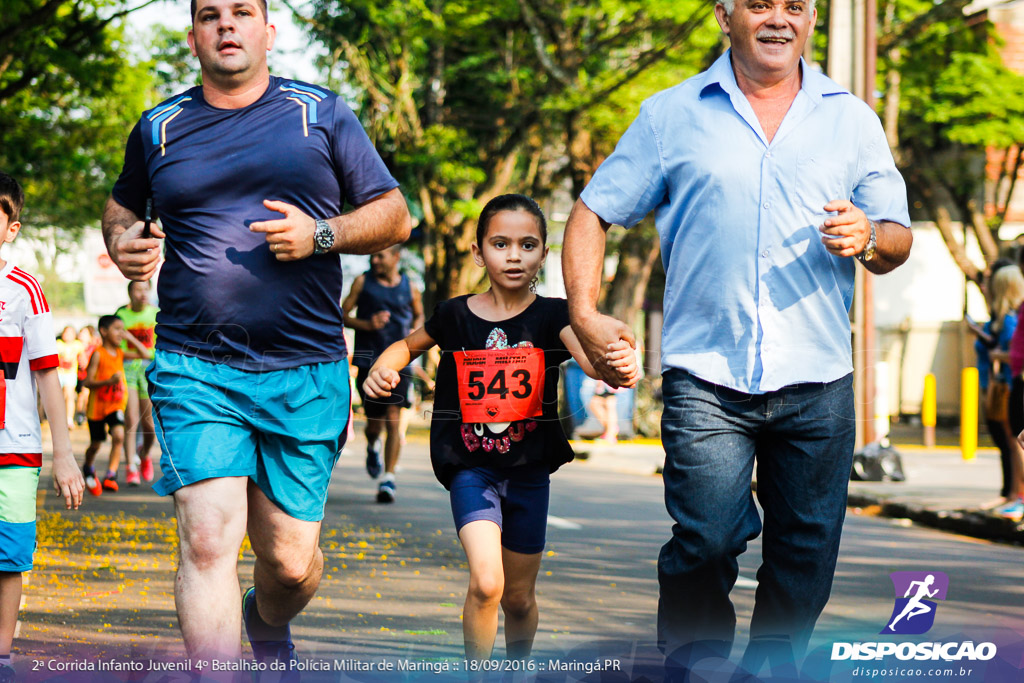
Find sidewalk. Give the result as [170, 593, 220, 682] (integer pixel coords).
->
[570, 437, 1024, 545]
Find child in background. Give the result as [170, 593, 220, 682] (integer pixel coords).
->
[74, 326, 97, 425]
[588, 380, 623, 443]
[55, 326, 81, 430]
[0, 172, 84, 683]
[364, 194, 638, 664]
[115, 280, 158, 486]
[81, 315, 146, 496]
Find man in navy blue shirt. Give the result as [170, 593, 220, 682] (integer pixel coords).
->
[564, 0, 912, 677]
[102, 0, 410, 672]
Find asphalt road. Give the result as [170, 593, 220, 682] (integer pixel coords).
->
[13, 427, 1024, 682]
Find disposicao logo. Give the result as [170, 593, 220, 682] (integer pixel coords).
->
[882, 571, 948, 635]
[830, 570, 997, 663]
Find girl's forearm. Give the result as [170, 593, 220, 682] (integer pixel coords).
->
[371, 341, 413, 373]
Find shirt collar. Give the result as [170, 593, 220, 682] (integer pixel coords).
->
[698, 49, 849, 103]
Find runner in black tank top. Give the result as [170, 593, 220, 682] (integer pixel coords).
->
[342, 244, 423, 502]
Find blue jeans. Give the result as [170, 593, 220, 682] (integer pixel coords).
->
[658, 369, 855, 671]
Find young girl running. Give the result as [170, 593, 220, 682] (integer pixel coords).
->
[364, 194, 638, 663]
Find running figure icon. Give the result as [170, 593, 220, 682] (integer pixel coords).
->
[887, 574, 939, 632]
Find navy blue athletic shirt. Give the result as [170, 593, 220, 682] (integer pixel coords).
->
[352, 271, 414, 369]
[112, 76, 399, 371]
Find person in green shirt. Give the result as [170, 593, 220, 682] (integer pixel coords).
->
[115, 280, 158, 485]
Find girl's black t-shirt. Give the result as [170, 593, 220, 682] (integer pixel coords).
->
[423, 294, 574, 488]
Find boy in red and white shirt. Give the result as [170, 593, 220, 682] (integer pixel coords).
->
[0, 173, 83, 681]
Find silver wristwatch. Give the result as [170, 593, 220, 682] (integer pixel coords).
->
[313, 219, 334, 255]
[857, 220, 877, 263]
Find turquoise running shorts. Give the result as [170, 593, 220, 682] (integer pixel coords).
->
[149, 350, 351, 521]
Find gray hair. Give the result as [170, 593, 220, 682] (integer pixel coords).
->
[718, 0, 816, 15]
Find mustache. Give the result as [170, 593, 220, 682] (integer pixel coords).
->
[757, 30, 795, 40]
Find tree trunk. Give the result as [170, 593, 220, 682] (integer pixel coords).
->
[601, 220, 661, 328]
[565, 111, 595, 198]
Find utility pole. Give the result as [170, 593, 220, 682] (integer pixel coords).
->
[864, 0, 878, 447]
[828, 0, 878, 448]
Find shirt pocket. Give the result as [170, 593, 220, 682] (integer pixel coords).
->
[796, 151, 853, 207]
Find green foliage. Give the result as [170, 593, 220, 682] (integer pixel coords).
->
[924, 53, 1024, 148]
[0, 1, 157, 232]
[879, 0, 1024, 275]
[304, 0, 717, 301]
[147, 22, 201, 99]
[308, 0, 719, 182]
[891, 0, 1016, 149]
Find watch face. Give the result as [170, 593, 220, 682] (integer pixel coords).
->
[315, 222, 334, 252]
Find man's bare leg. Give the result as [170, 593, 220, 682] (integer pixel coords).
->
[173, 477, 249, 662]
[376, 405, 403, 503]
[383, 405, 402, 474]
[364, 415, 384, 478]
[246, 483, 324, 627]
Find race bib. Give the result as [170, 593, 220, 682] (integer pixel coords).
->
[97, 380, 124, 404]
[454, 348, 545, 423]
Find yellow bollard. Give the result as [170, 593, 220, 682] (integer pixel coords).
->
[961, 367, 978, 461]
[922, 373, 936, 448]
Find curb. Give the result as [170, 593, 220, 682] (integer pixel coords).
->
[573, 443, 1024, 546]
[846, 491, 1024, 545]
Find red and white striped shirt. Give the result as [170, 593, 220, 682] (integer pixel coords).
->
[0, 262, 57, 463]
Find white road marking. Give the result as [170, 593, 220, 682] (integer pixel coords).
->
[735, 576, 758, 589]
[14, 597, 24, 637]
[547, 515, 583, 530]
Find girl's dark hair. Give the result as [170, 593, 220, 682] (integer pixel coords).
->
[476, 194, 547, 247]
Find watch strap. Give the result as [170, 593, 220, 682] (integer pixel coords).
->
[857, 220, 877, 263]
[313, 219, 333, 255]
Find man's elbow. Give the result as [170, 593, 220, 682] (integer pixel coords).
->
[887, 228, 913, 270]
[395, 207, 412, 243]
[382, 190, 412, 243]
[899, 228, 913, 264]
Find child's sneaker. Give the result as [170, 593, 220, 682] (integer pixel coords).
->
[102, 476, 119, 493]
[84, 466, 102, 497]
[126, 469, 141, 486]
[0, 662, 15, 683]
[140, 457, 155, 483]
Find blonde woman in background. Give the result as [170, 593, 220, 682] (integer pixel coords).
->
[972, 263, 1024, 518]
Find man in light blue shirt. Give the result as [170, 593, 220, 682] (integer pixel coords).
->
[563, 0, 912, 676]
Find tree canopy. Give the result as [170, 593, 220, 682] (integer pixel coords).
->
[879, 0, 1024, 284]
[299, 0, 718, 311]
[0, 1, 159, 231]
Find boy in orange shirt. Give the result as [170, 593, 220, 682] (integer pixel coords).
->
[81, 314, 146, 496]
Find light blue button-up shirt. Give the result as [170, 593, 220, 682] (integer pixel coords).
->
[580, 51, 911, 394]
